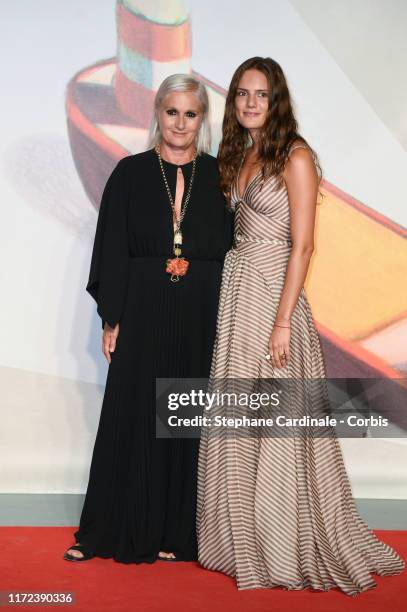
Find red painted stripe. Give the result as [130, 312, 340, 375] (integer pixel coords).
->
[192, 69, 228, 97]
[322, 179, 407, 238]
[356, 311, 407, 339]
[118, 3, 191, 62]
[115, 69, 155, 128]
[315, 320, 406, 380]
[66, 59, 129, 160]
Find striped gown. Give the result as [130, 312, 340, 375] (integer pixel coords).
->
[196, 144, 405, 596]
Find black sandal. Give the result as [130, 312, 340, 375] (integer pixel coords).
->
[63, 543, 94, 562]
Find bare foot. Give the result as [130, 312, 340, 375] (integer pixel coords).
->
[66, 543, 83, 559]
[158, 550, 176, 560]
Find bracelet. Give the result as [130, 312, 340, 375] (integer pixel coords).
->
[274, 318, 291, 327]
[274, 323, 290, 329]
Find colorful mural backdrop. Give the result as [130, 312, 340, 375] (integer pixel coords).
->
[1, 0, 406, 496]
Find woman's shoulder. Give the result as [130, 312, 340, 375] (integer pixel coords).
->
[112, 149, 159, 178]
[282, 140, 315, 176]
[119, 149, 155, 167]
[287, 139, 311, 156]
[103, 151, 156, 192]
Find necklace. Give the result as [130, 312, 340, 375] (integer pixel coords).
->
[155, 144, 197, 282]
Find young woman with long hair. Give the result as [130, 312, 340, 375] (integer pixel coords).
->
[197, 57, 405, 596]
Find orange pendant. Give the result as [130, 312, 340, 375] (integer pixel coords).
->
[166, 257, 189, 282]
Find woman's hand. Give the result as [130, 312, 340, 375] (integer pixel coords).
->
[103, 322, 120, 364]
[268, 325, 291, 369]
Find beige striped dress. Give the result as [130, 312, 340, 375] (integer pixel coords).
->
[196, 144, 405, 596]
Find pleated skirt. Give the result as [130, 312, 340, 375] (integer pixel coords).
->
[75, 256, 222, 563]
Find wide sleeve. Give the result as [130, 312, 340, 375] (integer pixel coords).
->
[86, 158, 131, 330]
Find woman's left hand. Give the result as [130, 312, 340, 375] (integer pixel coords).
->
[268, 325, 291, 369]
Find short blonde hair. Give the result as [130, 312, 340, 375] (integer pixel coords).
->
[148, 74, 211, 154]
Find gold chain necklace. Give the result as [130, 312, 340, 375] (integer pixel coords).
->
[155, 144, 197, 282]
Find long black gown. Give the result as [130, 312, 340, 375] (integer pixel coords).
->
[74, 148, 233, 563]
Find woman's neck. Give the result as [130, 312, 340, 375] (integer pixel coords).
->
[248, 128, 261, 154]
[158, 141, 196, 165]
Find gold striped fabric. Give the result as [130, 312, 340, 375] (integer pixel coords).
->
[196, 145, 405, 596]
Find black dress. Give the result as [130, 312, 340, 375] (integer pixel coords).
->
[74, 148, 233, 563]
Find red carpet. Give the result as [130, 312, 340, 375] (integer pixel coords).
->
[0, 527, 406, 611]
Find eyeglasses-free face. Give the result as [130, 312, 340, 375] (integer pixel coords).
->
[235, 68, 270, 131]
[158, 91, 203, 152]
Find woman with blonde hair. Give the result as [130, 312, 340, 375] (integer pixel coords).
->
[63, 74, 232, 563]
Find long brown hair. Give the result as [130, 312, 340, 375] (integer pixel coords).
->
[218, 56, 323, 204]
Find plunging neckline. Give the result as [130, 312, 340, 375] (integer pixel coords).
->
[236, 152, 262, 200]
[158, 152, 194, 235]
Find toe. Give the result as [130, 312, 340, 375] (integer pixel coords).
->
[67, 547, 83, 559]
[158, 551, 169, 559]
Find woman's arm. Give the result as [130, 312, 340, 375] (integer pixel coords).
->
[86, 156, 132, 363]
[268, 146, 318, 368]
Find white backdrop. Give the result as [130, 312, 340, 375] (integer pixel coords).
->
[0, 0, 406, 496]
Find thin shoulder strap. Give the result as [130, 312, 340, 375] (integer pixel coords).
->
[288, 143, 309, 156]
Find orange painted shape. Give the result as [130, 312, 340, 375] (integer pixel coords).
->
[305, 187, 407, 341]
[118, 3, 191, 62]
